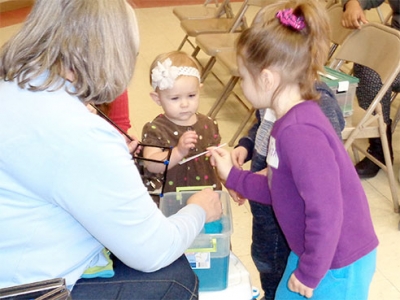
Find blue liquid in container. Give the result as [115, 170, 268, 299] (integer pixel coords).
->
[204, 219, 223, 233]
[194, 256, 230, 291]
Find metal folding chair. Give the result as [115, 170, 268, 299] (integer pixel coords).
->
[329, 22, 400, 213]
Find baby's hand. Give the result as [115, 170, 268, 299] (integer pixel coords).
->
[176, 130, 198, 157]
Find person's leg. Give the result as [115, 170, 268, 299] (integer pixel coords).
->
[276, 250, 377, 300]
[353, 63, 395, 178]
[71, 254, 199, 300]
[249, 201, 290, 300]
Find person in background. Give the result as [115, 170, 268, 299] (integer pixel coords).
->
[141, 51, 222, 204]
[209, 0, 378, 298]
[0, 1, 222, 299]
[230, 81, 345, 300]
[341, 0, 400, 178]
[98, 90, 132, 133]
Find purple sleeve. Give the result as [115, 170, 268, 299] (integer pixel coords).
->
[225, 167, 272, 205]
[279, 124, 344, 288]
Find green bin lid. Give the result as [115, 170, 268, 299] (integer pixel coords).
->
[320, 66, 359, 89]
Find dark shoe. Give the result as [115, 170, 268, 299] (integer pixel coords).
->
[355, 156, 381, 178]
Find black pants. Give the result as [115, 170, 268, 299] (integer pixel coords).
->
[353, 63, 400, 125]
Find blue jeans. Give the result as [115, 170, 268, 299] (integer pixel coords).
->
[276, 250, 377, 300]
[249, 201, 290, 300]
[71, 254, 199, 299]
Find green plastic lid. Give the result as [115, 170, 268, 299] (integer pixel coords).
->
[320, 66, 359, 89]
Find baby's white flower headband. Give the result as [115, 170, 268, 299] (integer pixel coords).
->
[151, 58, 201, 90]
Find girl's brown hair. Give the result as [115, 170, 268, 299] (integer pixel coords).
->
[0, 0, 138, 104]
[237, 0, 330, 102]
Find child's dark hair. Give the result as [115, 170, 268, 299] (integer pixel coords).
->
[236, 0, 330, 102]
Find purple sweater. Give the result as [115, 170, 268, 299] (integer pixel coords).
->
[226, 101, 378, 289]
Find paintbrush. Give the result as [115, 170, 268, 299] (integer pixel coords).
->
[178, 143, 227, 165]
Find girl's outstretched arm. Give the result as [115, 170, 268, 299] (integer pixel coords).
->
[209, 148, 272, 205]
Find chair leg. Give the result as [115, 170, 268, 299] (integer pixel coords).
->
[377, 117, 400, 213]
[390, 92, 400, 134]
[392, 105, 400, 134]
[344, 106, 399, 212]
[229, 107, 255, 146]
[328, 44, 338, 62]
[208, 76, 239, 118]
[191, 46, 201, 58]
[351, 144, 361, 163]
[177, 35, 189, 51]
[200, 57, 216, 83]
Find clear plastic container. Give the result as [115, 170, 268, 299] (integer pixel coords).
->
[320, 66, 359, 117]
[160, 191, 233, 291]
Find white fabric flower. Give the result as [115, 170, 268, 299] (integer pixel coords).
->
[151, 58, 179, 90]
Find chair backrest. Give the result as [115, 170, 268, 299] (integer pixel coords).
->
[320, 0, 339, 9]
[330, 23, 400, 85]
[228, 0, 275, 33]
[215, 0, 234, 18]
[326, 3, 353, 61]
[204, 0, 219, 5]
[330, 22, 400, 146]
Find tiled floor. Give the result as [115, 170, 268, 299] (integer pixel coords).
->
[1, 2, 400, 299]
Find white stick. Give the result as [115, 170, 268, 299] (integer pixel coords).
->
[178, 143, 227, 165]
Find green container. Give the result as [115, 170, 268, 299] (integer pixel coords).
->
[320, 67, 359, 117]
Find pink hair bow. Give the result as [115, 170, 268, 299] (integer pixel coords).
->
[276, 8, 305, 31]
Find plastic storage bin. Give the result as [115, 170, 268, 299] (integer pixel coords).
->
[320, 67, 359, 117]
[199, 252, 254, 300]
[160, 191, 233, 291]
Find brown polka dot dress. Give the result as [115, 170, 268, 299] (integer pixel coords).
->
[141, 113, 222, 194]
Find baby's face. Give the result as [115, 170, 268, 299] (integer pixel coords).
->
[157, 76, 201, 126]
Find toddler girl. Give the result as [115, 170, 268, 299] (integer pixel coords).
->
[142, 51, 222, 201]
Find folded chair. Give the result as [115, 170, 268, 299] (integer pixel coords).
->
[177, 0, 247, 51]
[201, 1, 344, 146]
[390, 91, 400, 133]
[208, 50, 255, 146]
[0, 278, 70, 300]
[173, 0, 233, 22]
[194, 0, 273, 82]
[329, 22, 400, 213]
[195, 0, 336, 79]
[375, 0, 392, 25]
[326, 3, 354, 62]
[323, 0, 340, 9]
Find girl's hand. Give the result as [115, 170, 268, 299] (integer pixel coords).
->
[227, 188, 246, 206]
[288, 273, 314, 298]
[176, 130, 198, 157]
[255, 167, 268, 176]
[208, 147, 233, 181]
[342, 0, 368, 29]
[231, 146, 248, 169]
